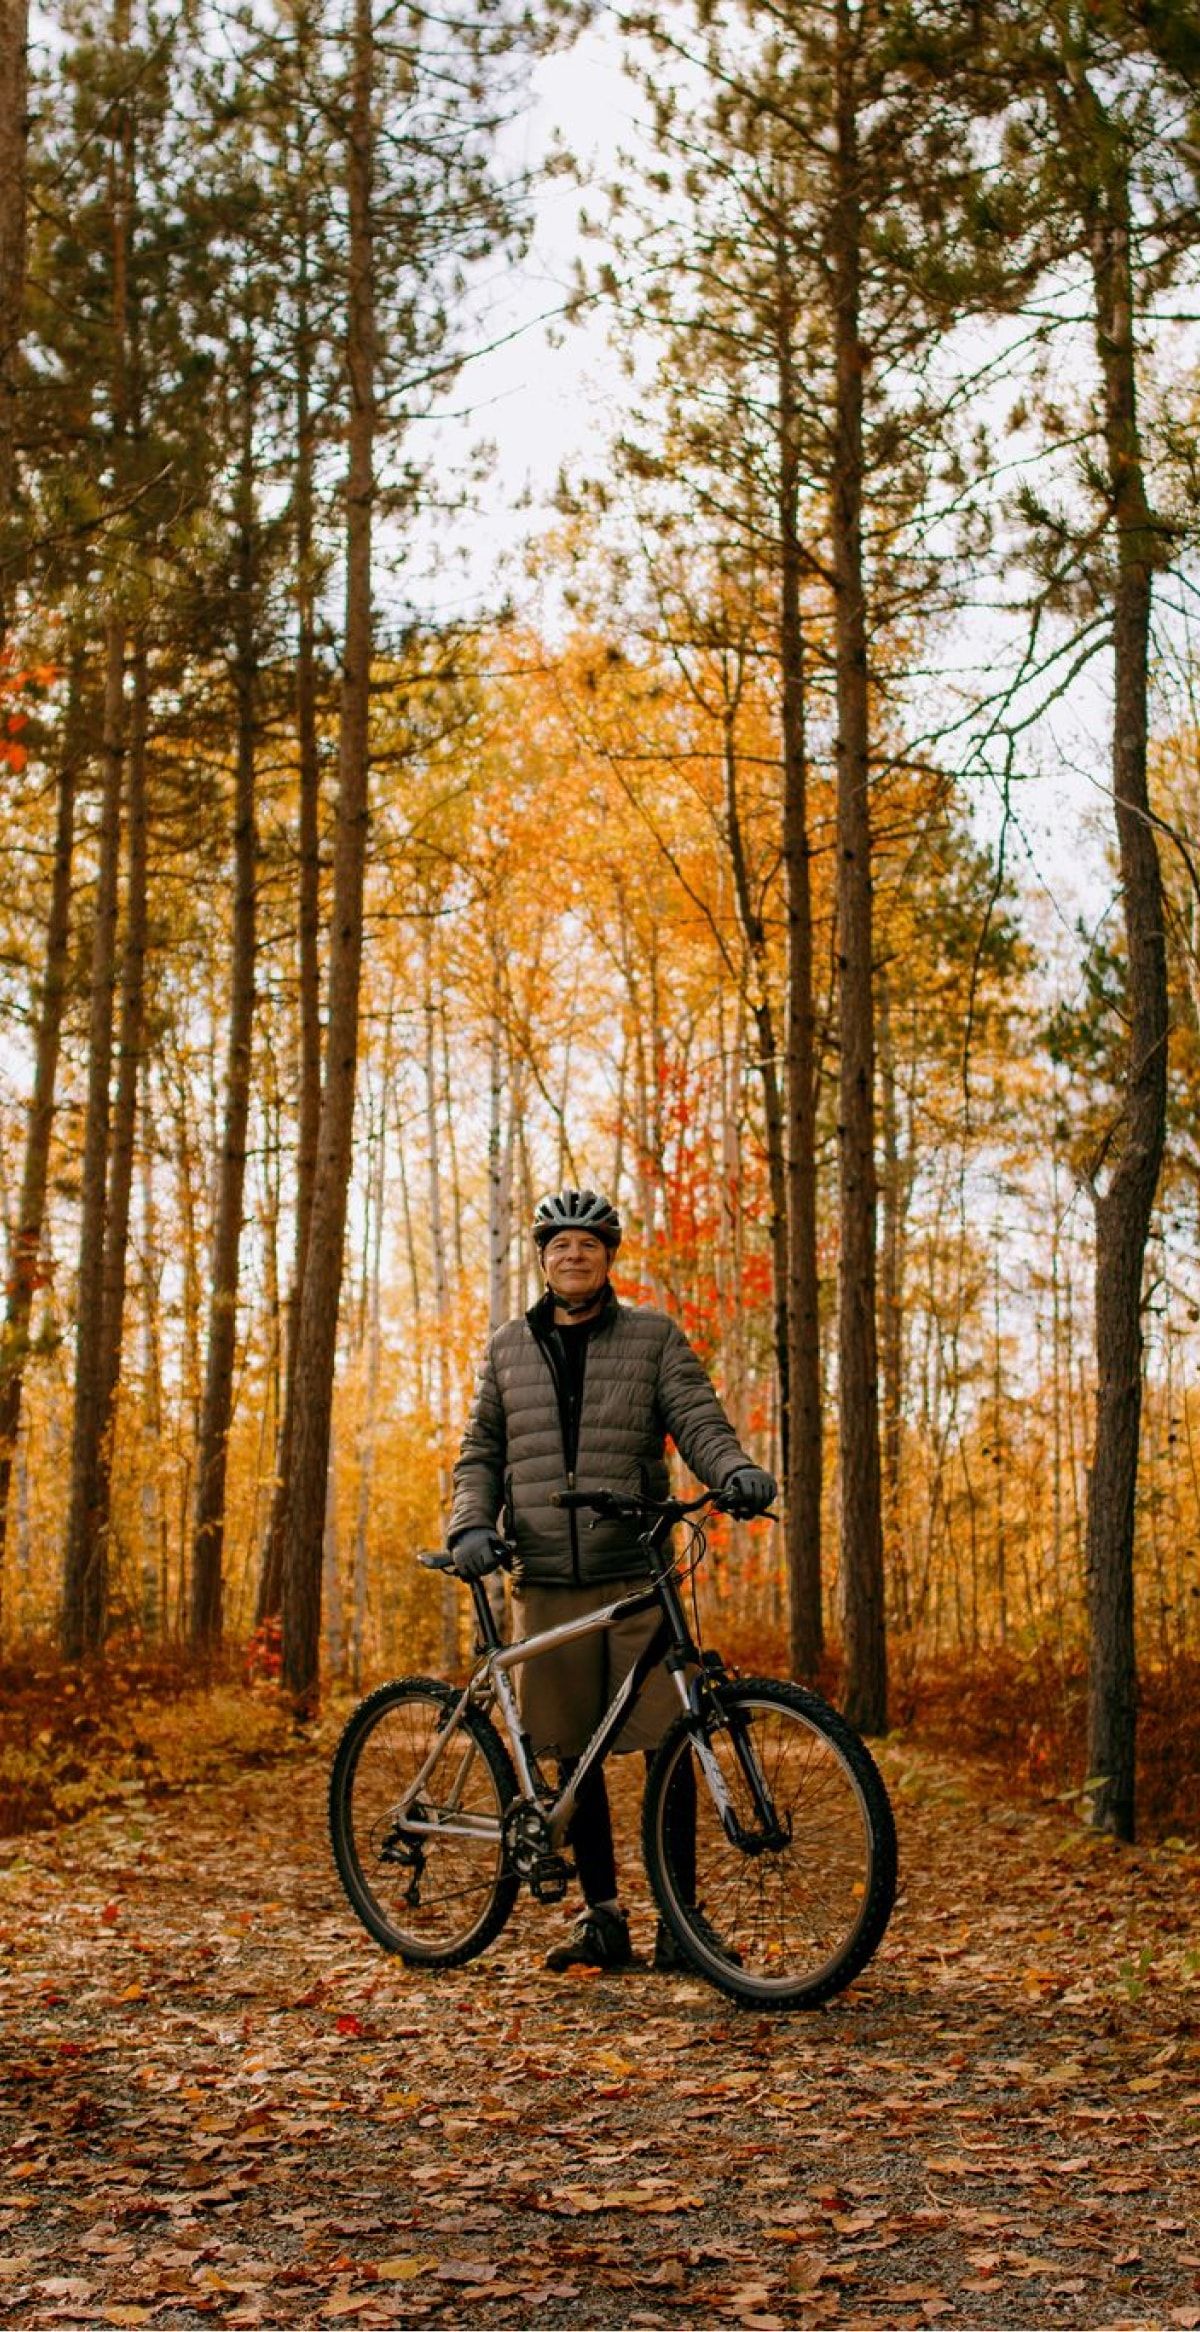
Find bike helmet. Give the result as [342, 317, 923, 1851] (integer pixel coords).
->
[532, 1188, 622, 1252]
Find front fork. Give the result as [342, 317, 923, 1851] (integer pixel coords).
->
[675, 1659, 791, 1855]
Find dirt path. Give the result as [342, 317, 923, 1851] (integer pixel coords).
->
[1, 1733, 1197, 2330]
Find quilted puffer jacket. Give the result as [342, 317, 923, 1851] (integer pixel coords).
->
[448, 1289, 754, 1587]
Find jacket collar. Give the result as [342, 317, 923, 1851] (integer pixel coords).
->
[527, 1283, 617, 1338]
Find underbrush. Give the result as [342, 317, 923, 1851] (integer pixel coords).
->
[4, 1626, 1196, 1846]
[711, 1611, 1200, 1843]
[0, 1643, 307, 1837]
[894, 1643, 1200, 1842]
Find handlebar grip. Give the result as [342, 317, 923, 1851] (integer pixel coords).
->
[549, 1489, 616, 1514]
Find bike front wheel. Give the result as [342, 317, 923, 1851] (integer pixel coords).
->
[329, 1677, 519, 1967]
[643, 1676, 897, 2010]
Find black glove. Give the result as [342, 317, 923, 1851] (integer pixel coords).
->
[449, 1528, 508, 1580]
[723, 1466, 778, 1518]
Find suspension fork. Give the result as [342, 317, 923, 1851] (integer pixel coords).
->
[684, 1674, 790, 1854]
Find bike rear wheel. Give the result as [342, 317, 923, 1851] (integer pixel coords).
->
[329, 1677, 518, 1966]
[643, 1676, 896, 2010]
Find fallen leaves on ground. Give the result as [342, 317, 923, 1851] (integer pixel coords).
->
[0, 1733, 1197, 2328]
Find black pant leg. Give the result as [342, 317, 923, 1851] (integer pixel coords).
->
[643, 1746, 697, 1904]
[559, 1759, 618, 1907]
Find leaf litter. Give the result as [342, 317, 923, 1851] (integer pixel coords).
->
[0, 1737, 1197, 2327]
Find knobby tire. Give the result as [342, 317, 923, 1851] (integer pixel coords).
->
[329, 1676, 518, 1967]
[643, 1675, 897, 2010]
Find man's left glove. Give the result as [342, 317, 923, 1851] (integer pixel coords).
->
[449, 1528, 508, 1580]
[722, 1466, 778, 1518]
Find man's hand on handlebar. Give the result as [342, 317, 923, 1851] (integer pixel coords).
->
[449, 1528, 509, 1580]
[720, 1466, 778, 1519]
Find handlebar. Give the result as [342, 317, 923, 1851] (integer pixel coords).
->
[549, 1486, 772, 1523]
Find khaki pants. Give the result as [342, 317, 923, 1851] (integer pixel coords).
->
[510, 1578, 684, 1759]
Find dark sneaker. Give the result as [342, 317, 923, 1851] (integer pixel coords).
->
[544, 1905, 634, 1973]
[654, 1910, 742, 1971]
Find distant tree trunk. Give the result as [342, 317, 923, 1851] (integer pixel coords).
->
[1082, 150, 1169, 1842]
[60, 618, 125, 1659]
[91, 631, 150, 1577]
[257, 219, 322, 1628]
[723, 708, 790, 1483]
[280, 0, 374, 1712]
[423, 917, 459, 1669]
[777, 237, 823, 1679]
[831, 0, 886, 1733]
[0, 0, 28, 571]
[487, 941, 512, 1329]
[0, 651, 82, 1599]
[192, 361, 259, 1649]
[484, 945, 512, 1636]
[877, 967, 908, 1625]
[137, 1084, 168, 1632]
[351, 1035, 388, 1690]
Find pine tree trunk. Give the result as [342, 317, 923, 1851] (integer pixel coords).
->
[192, 365, 259, 1649]
[137, 1084, 168, 1632]
[351, 1036, 388, 1690]
[877, 968, 908, 1625]
[280, 0, 374, 1711]
[423, 917, 459, 1669]
[60, 618, 125, 1659]
[0, 0, 28, 571]
[0, 651, 82, 1599]
[831, 0, 886, 1733]
[777, 238, 823, 1678]
[723, 711, 790, 1485]
[257, 214, 322, 1628]
[1082, 158, 1168, 1842]
[91, 632, 149, 1572]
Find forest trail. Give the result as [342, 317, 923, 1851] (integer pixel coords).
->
[0, 1735, 1197, 2332]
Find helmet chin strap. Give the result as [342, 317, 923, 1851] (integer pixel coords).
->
[546, 1270, 610, 1318]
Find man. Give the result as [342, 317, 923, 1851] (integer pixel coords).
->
[447, 1186, 776, 1972]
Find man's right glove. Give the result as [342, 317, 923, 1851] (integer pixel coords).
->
[723, 1466, 778, 1518]
[450, 1528, 508, 1580]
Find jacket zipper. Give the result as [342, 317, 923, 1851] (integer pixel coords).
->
[530, 1314, 583, 1583]
[564, 1331, 591, 1585]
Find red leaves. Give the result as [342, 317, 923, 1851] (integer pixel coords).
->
[0, 649, 57, 772]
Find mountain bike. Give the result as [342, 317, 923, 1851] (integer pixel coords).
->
[329, 1486, 897, 2011]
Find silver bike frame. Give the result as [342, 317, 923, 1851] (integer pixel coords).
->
[395, 1580, 738, 1851]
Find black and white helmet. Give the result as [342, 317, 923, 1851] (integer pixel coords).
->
[532, 1188, 622, 1253]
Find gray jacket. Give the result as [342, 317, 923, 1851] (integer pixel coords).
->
[448, 1289, 753, 1587]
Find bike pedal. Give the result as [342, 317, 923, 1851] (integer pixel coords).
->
[530, 1855, 571, 1904]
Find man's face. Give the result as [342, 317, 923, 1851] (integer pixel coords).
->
[542, 1230, 610, 1310]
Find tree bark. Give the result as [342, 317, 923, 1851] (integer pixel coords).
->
[0, 0, 28, 570]
[777, 225, 823, 1679]
[423, 915, 458, 1669]
[877, 967, 908, 1625]
[91, 631, 150, 1574]
[192, 360, 259, 1648]
[831, 0, 886, 1733]
[0, 648, 82, 1599]
[350, 1043, 387, 1692]
[257, 176, 323, 1626]
[60, 617, 125, 1659]
[723, 707, 790, 1483]
[280, 0, 374, 1711]
[1082, 149, 1168, 1842]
